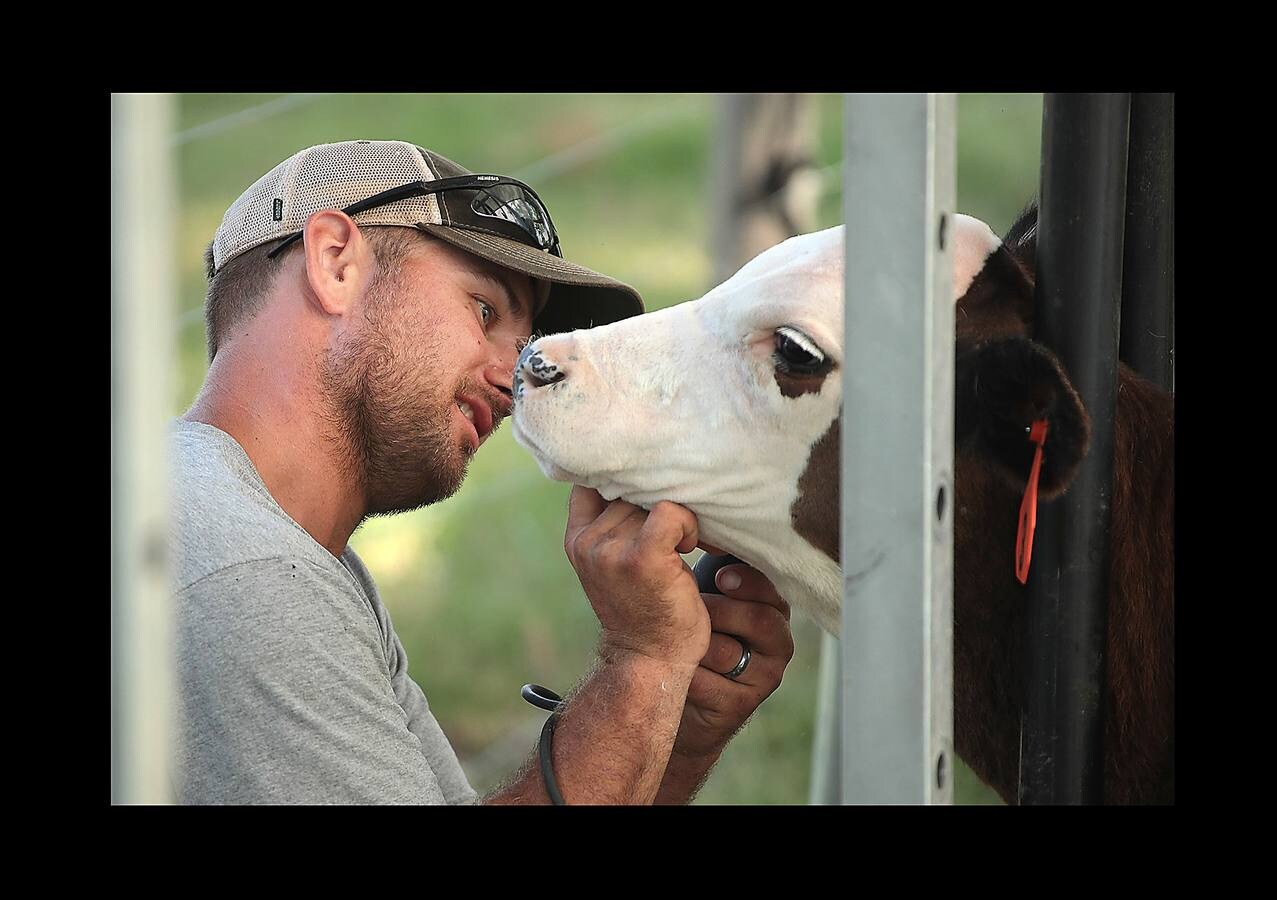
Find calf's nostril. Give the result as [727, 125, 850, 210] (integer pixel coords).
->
[524, 368, 565, 389]
[519, 348, 567, 389]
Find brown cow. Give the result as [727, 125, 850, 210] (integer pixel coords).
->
[952, 205, 1175, 804]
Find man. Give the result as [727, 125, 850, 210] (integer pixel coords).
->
[172, 139, 795, 804]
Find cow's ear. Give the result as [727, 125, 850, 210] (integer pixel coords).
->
[955, 337, 1091, 499]
[951, 214, 1004, 301]
[952, 212, 1036, 333]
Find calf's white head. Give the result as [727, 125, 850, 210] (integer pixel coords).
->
[511, 216, 1003, 635]
[512, 226, 846, 632]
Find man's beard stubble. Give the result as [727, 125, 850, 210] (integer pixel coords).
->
[321, 284, 476, 518]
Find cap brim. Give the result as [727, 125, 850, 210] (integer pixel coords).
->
[417, 224, 645, 335]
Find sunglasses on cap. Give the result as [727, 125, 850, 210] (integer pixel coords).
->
[266, 174, 562, 260]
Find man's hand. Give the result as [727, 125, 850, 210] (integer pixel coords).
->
[489, 487, 713, 805]
[564, 485, 710, 669]
[672, 561, 795, 761]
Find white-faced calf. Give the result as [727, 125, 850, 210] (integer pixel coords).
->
[512, 207, 1174, 804]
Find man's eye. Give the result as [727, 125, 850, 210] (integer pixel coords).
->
[476, 298, 495, 327]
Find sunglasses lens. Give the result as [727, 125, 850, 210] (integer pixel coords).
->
[470, 184, 555, 250]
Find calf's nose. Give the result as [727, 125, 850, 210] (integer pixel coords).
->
[515, 340, 570, 400]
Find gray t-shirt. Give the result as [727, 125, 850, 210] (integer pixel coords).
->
[170, 420, 478, 805]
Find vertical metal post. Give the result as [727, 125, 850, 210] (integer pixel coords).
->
[111, 93, 176, 803]
[1019, 92, 1130, 805]
[841, 93, 955, 804]
[808, 629, 841, 803]
[1121, 93, 1174, 393]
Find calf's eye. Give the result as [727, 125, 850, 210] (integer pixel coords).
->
[774, 327, 830, 376]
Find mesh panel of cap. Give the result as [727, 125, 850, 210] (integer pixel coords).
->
[213, 141, 445, 271]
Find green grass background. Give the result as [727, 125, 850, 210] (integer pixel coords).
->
[172, 92, 1043, 804]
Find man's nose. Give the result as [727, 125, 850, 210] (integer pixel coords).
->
[485, 340, 523, 401]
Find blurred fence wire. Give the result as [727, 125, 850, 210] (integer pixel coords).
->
[172, 93, 330, 147]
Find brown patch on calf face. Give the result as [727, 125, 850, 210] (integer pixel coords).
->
[775, 370, 829, 398]
[790, 415, 841, 562]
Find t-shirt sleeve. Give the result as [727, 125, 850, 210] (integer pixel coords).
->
[173, 556, 462, 804]
[381, 619, 480, 805]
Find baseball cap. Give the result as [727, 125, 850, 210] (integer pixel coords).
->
[211, 140, 645, 335]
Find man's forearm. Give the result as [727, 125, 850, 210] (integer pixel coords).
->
[485, 649, 696, 805]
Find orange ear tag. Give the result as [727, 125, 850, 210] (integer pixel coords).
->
[1015, 419, 1049, 585]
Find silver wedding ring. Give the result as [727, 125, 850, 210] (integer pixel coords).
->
[725, 641, 752, 680]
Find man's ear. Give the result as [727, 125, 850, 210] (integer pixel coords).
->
[301, 210, 375, 317]
[955, 337, 1091, 500]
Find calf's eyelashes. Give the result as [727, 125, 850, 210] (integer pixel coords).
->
[774, 327, 827, 373]
[773, 326, 835, 398]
